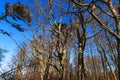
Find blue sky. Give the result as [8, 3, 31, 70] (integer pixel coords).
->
[0, 0, 28, 71]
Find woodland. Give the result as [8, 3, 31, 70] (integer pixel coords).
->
[0, 0, 120, 80]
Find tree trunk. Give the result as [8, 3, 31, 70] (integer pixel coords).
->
[75, 13, 86, 80]
[44, 48, 52, 80]
[38, 56, 44, 80]
[59, 45, 66, 80]
[78, 42, 85, 80]
[117, 4, 120, 79]
[76, 27, 86, 80]
[107, 1, 120, 79]
[117, 21, 120, 80]
[59, 56, 64, 80]
[59, 69, 64, 80]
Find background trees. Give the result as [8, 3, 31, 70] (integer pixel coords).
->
[0, 0, 119, 80]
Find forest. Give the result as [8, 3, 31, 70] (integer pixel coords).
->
[0, 0, 120, 80]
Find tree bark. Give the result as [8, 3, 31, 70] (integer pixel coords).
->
[59, 45, 66, 80]
[44, 47, 52, 80]
[116, 1, 120, 79]
[76, 26, 86, 80]
[78, 42, 85, 80]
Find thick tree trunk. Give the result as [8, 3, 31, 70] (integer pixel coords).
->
[59, 45, 66, 80]
[44, 49, 52, 80]
[59, 54, 64, 80]
[59, 57, 64, 80]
